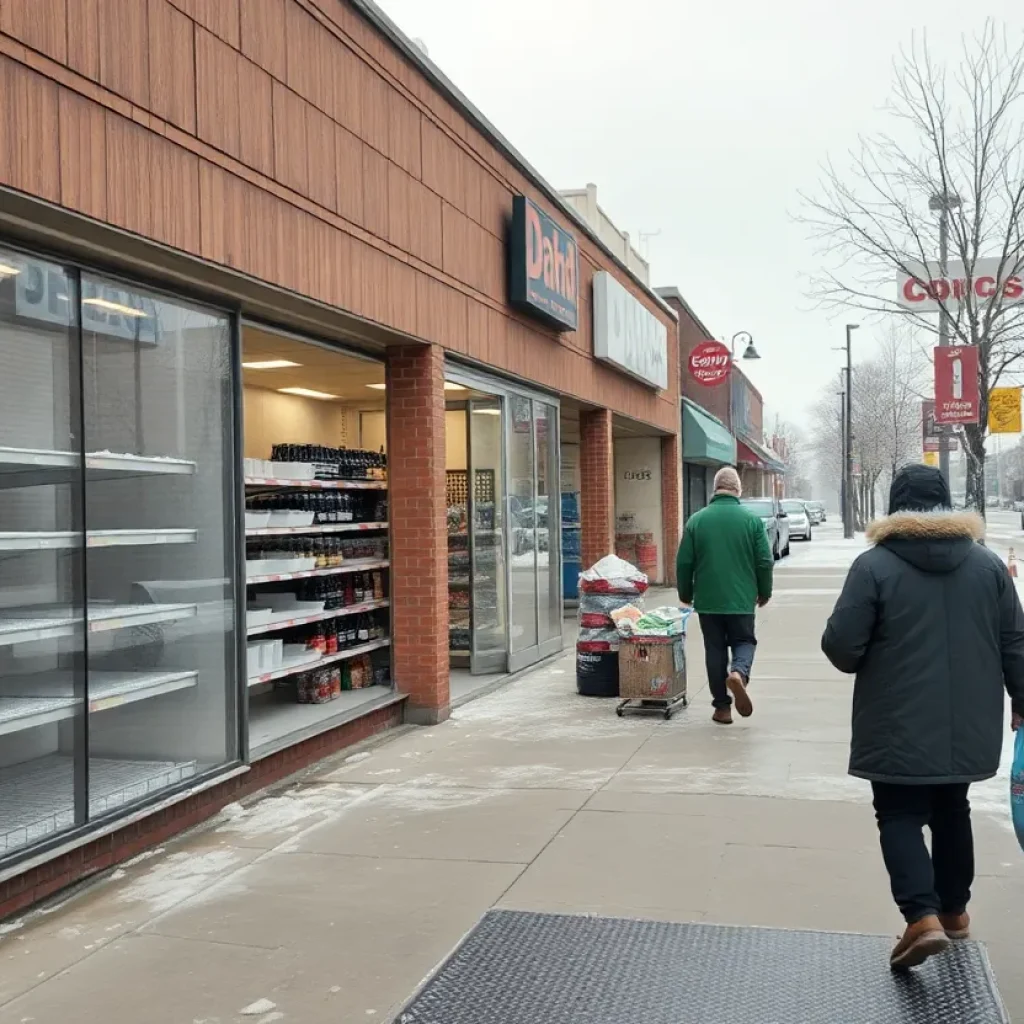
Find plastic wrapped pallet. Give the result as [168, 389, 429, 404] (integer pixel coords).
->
[576, 555, 647, 697]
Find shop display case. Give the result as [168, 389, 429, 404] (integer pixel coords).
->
[0, 252, 239, 859]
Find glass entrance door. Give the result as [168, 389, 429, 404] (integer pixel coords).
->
[468, 397, 507, 674]
[507, 396, 563, 673]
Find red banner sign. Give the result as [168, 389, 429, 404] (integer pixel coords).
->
[688, 341, 731, 386]
[934, 346, 979, 424]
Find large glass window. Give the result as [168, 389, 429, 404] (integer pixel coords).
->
[535, 402, 561, 645]
[0, 251, 86, 855]
[508, 396, 538, 654]
[0, 246, 238, 862]
[80, 273, 238, 816]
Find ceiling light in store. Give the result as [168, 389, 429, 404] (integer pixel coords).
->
[365, 383, 387, 390]
[278, 387, 338, 400]
[82, 297, 148, 317]
[242, 359, 302, 370]
[0, 262, 21, 277]
[472, 408, 502, 415]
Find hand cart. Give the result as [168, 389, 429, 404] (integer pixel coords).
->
[616, 634, 688, 719]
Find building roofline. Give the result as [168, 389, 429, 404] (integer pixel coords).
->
[349, 0, 676, 322]
[653, 286, 713, 337]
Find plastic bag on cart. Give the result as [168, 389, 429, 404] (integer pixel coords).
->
[629, 607, 691, 638]
[579, 591, 644, 628]
[576, 627, 621, 652]
[1012, 728, 1024, 853]
[579, 555, 649, 595]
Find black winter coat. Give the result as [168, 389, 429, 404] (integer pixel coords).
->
[822, 511, 1024, 785]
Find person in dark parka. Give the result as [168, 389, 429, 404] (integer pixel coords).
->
[822, 464, 1024, 970]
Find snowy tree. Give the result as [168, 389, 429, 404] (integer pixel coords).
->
[801, 21, 1024, 514]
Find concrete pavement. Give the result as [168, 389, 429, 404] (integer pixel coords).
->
[1, 520, 1023, 1023]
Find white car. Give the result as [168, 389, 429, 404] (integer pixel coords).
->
[782, 499, 812, 541]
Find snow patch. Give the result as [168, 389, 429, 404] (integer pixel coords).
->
[0, 919, 24, 937]
[118, 849, 245, 915]
[215, 784, 369, 838]
[344, 751, 372, 764]
[239, 998, 277, 1016]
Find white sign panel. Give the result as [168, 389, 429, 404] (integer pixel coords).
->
[896, 256, 1024, 311]
[593, 271, 668, 389]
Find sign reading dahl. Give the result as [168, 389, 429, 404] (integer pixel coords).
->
[509, 195, 579, 331]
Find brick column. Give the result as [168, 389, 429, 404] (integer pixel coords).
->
[579, 408, 614, 569]
[386, 344, 449, 725]
[661, 433, 681, 587]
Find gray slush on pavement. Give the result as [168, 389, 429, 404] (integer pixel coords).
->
[396, 910, 1009, 1024]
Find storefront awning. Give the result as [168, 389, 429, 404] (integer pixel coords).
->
[682, 399, 736, 466]
[737, 433, 785, 473]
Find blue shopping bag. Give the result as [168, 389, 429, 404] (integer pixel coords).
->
[1013, 729, 1024, 852]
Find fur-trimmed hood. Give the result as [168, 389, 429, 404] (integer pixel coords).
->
[866, 510, 985, 545]
[866, 510, 984, 574]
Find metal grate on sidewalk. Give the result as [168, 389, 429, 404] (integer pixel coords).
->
[397, 910, 1009, 1024]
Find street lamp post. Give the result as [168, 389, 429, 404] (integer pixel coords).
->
[929, 192, 962, 488]
[731, 331, 761, 361]
[843, 324, 858, 538]
[837, 389, 846, 530]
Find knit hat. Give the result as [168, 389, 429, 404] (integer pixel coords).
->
[887, 464, 952, 514]
[713, 466, 742, 496]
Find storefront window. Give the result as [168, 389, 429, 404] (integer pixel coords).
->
[0, 250, 86, 855]
[80, 273, 238, 817]
[535, 402, 561, 645]
[508, 396, 538, 654]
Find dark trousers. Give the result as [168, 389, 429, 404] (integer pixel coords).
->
[698, 613, 757, 709]
[871, 782, 974, 924]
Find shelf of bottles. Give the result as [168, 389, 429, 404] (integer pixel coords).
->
[447, 501, 500, 654]
[245, 445, 392, 704]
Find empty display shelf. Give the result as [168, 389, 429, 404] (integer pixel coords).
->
[246, 598, 389, 636]
[0, 603, 198, 646]
[0, 446, 195, 489]
[0, 529, 196, 551]
[0, 755, 198, 854]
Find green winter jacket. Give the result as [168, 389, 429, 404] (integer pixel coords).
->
[676, 494, 774, 614]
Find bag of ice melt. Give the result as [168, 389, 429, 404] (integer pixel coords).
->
[1012, 728, 1024, 853]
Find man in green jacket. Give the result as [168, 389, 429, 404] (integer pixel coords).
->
[677, 466, 774, 724]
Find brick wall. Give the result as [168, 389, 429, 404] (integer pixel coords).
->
[0, 699, 403, 921]
[661, 433, 681, 586]
[385, 343, 448, 723]
[0, 0, 678, 437]
[662, 293, 730, 427]
[579, 409, 613, 569]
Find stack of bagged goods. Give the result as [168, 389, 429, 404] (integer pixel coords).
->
[576, 555, 648, 697]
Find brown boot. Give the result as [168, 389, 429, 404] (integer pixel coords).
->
[889, 915, 951, 970]
[726, 672, 753, 717]
[938, 911, 970, 940]
[712, 707, 733, 725]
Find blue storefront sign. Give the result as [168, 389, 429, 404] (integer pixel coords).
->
[509, 195, 579, 331]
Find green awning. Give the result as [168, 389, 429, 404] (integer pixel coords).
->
[682, 399, 736, 466]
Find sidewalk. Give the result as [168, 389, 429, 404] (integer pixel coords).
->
[1, 522, 1022, 1023]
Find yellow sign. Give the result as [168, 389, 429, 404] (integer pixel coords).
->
[923, 451, 939, 467]
[989, 387, 1022, 433]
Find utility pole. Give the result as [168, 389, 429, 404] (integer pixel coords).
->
[837, 389, 846, 530]
[929, 192, 961, 488]
[844, 325, 859, 539]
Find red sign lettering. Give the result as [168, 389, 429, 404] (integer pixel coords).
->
[688, 340, 732, 386]
[933, 345, 980, 425]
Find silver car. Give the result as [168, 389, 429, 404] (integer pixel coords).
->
[740, 497, 790, 560]
[783, 499, 813, 541]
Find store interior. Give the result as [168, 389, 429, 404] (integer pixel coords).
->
[241, 326, 395, 757]
[0, 252, 237, 858]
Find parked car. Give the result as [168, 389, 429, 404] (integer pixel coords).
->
[740, 496, 790, 560]
[803, 500, 824, 525]
[783, 499, 813, 541]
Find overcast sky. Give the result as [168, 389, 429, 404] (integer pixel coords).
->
[375, 0, 1024, 431]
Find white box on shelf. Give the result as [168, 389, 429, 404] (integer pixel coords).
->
[270, 639, 284, 666]
[286, 512, 315, 527]
[268, 511, 293, 525]
[244, 512, 271, 529]
[259, 592, 300, 610]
